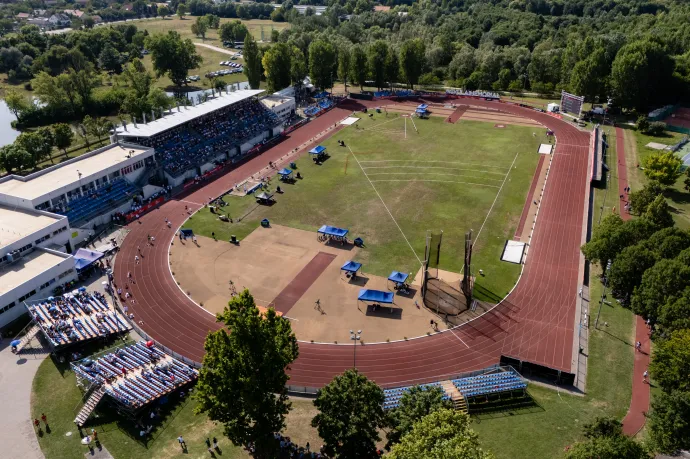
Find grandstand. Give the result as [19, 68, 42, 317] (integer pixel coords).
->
[383, 382, 451, 410]
[27, 290, 130, 348]
[304, 97, 335, 117]
[115, 90, 284, 186]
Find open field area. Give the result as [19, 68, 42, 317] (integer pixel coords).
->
[134, 17, 288, 45]
[182, 113, 543, 302]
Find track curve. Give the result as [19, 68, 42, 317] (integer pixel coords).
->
[114, 98, 590, 388]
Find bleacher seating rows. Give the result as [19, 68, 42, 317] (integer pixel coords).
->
[29, 292, 130, 347]
[74, 341, 198, 408]
[51, 177, 139, 224]
[304, 98, 334, 117]
[383, 382, 450, 410]
[452, 371, 526, 398]
[373, 90, 416, 98]
[138, 99, 280, 177]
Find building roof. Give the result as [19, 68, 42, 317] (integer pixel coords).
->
[0, 207, 63, 252]
[374, 5, 391, 11]
[0, 144, 150, 202]
[115, 89, 264, 139]
[0, 249, 72, 296]
[261, 95, 292, 108]
[16, 12, 30, 18]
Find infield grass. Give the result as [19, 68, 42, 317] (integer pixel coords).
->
[183, 113, 542, 301]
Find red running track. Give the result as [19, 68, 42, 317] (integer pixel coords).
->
[114, 99, 591, 388]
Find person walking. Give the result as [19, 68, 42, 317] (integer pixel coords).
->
[41, 413, 48, 428]
[178, 435, 187, 450]
[643, 370, 648, 383]
[33, 418, 41, 432]
[213, 437, 218, 449]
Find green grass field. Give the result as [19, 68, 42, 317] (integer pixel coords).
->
[183, 114, 543, 300]
[134, 17, 288, 45]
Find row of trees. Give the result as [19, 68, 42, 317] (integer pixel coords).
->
[194, 290, 494, 458]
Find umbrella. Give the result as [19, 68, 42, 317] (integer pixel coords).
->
[78, 287, 87, 292]
[146, 340, 154, 348]
[10, 340, 21, 347]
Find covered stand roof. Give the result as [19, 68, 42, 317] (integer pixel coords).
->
[309, 145, 327, 155]
[341, 260, 362, 273]
[388, 271, 409, 283]
[358, 289, 394, 304]
[318, 225, 348, 237]
[73, 248, 104, 271]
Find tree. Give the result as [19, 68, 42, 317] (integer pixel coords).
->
[648, 390, 690, 453]
[337, 45, 351, 92]
[158, 5, 170, 17]
[16, 131, 52, 168]
[629, 180, 664, 215]
[147, 87, 171, 112]
[195, 290, 298, 459]
[659, 287, 690, 332]
[271, 29, 280, 43]
[564, 435, 648, 459]
[608, 246, 657, 301]
[636, 116, 650, 133]
[643, 151, 683, 186]
[52, 123, 74, 157]
[4, 89, 28, 119]
[386, 385, 452, 449]
[312, 369, 386, 458]
[582, 417, 624, 439]
[191, 17, 209, 39]
[649, 329, 690, 393]
[213, 78, 227, 94]
[0, 47, 23, 75]
[290, 46, 306, 86]
[631, 258, 690, 320]
[146, 31, 202, 87]
[220, 21, 249, 44]
[388, 409, 494, 459]
[399, 39, 425, 89]
[83, 116, 113, 145]
[368, 40, 389, 90]
[243, 33, 262, 90]
[204, 14, 220, 29]
[99, 44, 123, 74]
[350, 44, 367, 91]
[262, 43, 292, 93]
[644, 195, 674, 229]
[309, 39, 336, 90]
[581, 215, 656, 267]
[83, 16, 95, 29]
[176, 3, 187, 19]
[448, 46, 476, 81]
[0, 144, 31, 173]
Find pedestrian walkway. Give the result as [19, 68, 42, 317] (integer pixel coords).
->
[616, 126, 651, 436]
[0, 337, 48, 459]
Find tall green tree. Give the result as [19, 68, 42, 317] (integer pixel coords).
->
[350, 44, 368, 91]
[220, 21, 249, 44]
[337, 44, 351, 92]
[243, 33, 262, 90]
[4, 89, 28, 119]
[262, 43, 292, 93]
[386, 385, 452, 449]
[649, 329, 690, 393]
[629, 181, 664, 215]
[312, 369, 386, 458]
[368, 40, 389, 90]
[581, 215, 656, 267]
[659, 287, 690, 332]
[52, 123, 74, 157]
[16, 130, 52, 168]
[195, 290, 299, 459]
[564, 416, 647, 459]
[642, 151, 683, 186]
[0, 144, 31, 173]
[176, 3, 187, 19]
[191, 17, 209, 39]
[145, 31, 202, 87]
[648, 390, 690, 454]
[309, 39, 336, 90]
[631, 258, 690, 320]
[388, 409, 494, 459]
[99, 44, 122, 74]
[643, 194, 675, 229]
[399, 39, 425, 89]
[290, 46, 307, 86]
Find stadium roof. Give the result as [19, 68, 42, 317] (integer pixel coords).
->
[115, 89, 264, 138]
[0, 249, 72, 296]
[0, 207, 64, 251]
[0, 144, 150, 201]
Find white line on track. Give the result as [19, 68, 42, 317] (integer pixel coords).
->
[448, 328, 469, 348]
[177, 199, 203, 206]
[347, 144, 423, 266]
[369, 179, 500, 188]
[473, 151, 520, 244]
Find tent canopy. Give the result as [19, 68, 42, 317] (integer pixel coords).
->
[180, 229, 194, 237]
[388, 271, 409, 284]
[341, 260, 362, 273]
[417, 104, 428, 110]
[416, 108, 427, 114]
[255, 191, 274, 200]
[278, 168, 293, 176]
[74, 248, 104, 271]
[318, 225, 348, 237]
[309, 146, 327, 155]
[358, 289, 394, 304]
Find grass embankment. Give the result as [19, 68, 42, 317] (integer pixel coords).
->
[183, 114, 541, 300]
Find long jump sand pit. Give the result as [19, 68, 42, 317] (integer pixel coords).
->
[170, 224, 446, 343]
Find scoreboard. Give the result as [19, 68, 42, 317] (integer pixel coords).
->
[560, 91, 585, 116]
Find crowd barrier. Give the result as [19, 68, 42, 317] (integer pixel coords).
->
[125, 196, 166, 223]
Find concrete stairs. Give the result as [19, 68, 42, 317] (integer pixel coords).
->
[74, 386, 106, 427]
[13, 324, 42, 354]
[441, 380, 468, 413]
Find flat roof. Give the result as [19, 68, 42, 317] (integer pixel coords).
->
[0, 144, 150, 201]
[0, 250, 71, 296]
[262, 96, 292, 107]
[115, 89, 264, 138]
[0, 207, 63, 251]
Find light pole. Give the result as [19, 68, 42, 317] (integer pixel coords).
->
[350, 329, 361, 369]
[595, 259, 612, 329]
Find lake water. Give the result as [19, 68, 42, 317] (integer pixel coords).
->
[0, 100, 20, 147]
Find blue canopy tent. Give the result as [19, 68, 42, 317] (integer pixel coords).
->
[387, 271, 410, 292]
[317, 225, 349, 244]
[358, 289, 395, 313]
[341, 260, 362, 280]
[73, 248, 104, 272]
[180, 229, 194, 240]
[309, 146, 327, 155]
[278, 168, 295, 182]
[417, 104, 429, 110]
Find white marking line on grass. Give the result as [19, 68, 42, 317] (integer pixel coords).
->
[405, 117, 407, 139]
[369, 179, 500, 188]
[364, 116, 403, 131]
[409, 115, 418, 133]
[362, 165, 508, 176]
[366, 172, 505, 183]
[473, 151, 520, 245]
[347, 145, 423, 267]
[359, 160, 508, 168]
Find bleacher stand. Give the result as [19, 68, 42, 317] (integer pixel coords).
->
[27, 291, 131, 348]
[304, 97, 335, 117]
[383, 382, 450, 410]
[373, 89, 416, 98]
[72, 341, 198, 409]
[452, 368, 526, 398]
[138, 99, 280, 177]
[46, 177, 139, 224]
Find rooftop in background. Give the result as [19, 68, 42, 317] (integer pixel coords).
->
[0, 144, 150, 202]
[0, 207, 64, 251]
[0, 249, 72, 296]
[261, 95, 293, 108]
[115, 89, 265, 139]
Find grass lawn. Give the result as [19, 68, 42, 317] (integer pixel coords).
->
[135, 17, 289, 45]
[183, 114, 542, 300]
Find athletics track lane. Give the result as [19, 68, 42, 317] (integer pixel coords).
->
[114, 99, 591, 388]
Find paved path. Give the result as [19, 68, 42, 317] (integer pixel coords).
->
[0, 338, 47, 459]
[616, 126, 651, 435]
[193, 42, 237, 56]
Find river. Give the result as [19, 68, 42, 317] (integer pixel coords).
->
[0, 100, 20, 147]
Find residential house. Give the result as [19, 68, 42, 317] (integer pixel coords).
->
[48, 13, 71, 28]
[16, 12, 31, 20]
[374, 5, 391, 12]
